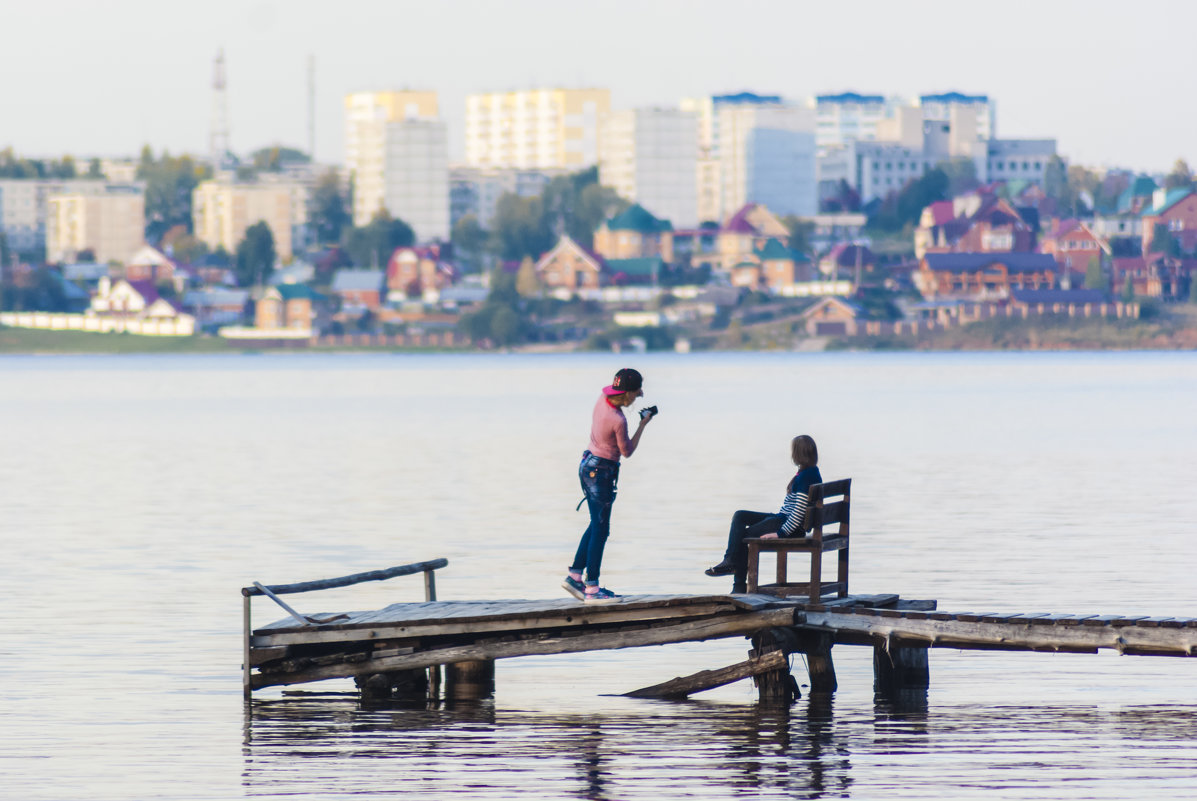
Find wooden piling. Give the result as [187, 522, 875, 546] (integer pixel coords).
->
[446, 659, 495, 701]
[873, 639, 929, 697]
[797, 631, 838, 694]
[751, 631, 798, 705]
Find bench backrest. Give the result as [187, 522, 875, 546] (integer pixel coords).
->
[807, 478, 851, 543]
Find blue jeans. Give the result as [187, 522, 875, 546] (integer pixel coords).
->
[724, 510, 784, 588]
[570, 450, 619, 585]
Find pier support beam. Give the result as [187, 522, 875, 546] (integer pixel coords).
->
[751, 630, 799, 705]
[355, 668, 428, 701]
[446, 659, 495, 701]
[873, 639, 929, 697]
[796, 631, 838, 694]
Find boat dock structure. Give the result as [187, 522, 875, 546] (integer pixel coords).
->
[241, 558, 1197, 704]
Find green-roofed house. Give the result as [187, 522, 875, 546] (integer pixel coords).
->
[1140, 187, 1197, 255]
[593, 203, 674, 262]
[605, 256, 663, 287]
[255, 283, 318, 331]
[755, 238, 814, 289]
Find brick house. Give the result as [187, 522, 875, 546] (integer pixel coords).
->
[386, 245, 456, 300]
[124, 245, 177, 284]
[915, 193, 1036, 258]
[1141, 188, 1197, 255]
[330, 269, 385, 312]
[535, 235, 606, 292]
[255, 284, 316, 330]
[798, 296, 864, 336]
[592, 204, 673, 261]
[915, 253, 1058, 299]
[1039, 220, 1108, 276]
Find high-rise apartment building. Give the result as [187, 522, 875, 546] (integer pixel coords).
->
[192, 179, 296, 261]
[465, 88, 610, 169]
[717, 103, 816, 219]
[45, 185, 145, 264]
[2, 179, 138, 256]
[814, 92, 901, 149]
[344, 90, 443, 230]
[380, 119, 449, 242]
[599, 108, 699, 228]
[917, 92, 995, 140]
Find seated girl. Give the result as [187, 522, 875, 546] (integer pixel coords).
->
[704, 434, 821, 594]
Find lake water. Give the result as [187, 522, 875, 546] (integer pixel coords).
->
[2, 351, 1196, 800]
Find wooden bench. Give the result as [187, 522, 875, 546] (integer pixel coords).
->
[745, 478, 851, 602]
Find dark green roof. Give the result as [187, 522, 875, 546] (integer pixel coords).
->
[277, 284, 318, 300]
[605, 204, 672, 233]
[754, 238, 808, 262]
[605, 257, 662, 276]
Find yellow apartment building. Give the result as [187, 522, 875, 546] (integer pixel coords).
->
[192, 180, 294, 260]
[465, 88, 610, 169]
[45, 186, 145, 264]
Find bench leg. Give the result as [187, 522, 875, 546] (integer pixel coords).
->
[838, 545, 849, 598]
[809, 547, 822, 603]
[746, 543, 760, 593]
[776, 550, 787, 587]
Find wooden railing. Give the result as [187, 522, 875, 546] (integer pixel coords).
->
[241, 558, 448, 699]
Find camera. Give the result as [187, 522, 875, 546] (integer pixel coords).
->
[639, 405, 659, 420]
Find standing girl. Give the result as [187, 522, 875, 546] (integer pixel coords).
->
[564, 368, 655, 603]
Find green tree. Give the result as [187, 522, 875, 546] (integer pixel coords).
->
[310, 169, 350, 246]
[1150, 223, 1176, 256]
[248, 146, 310, 173]
[1084, 255, 1105, 290]
[941, 157, 980, 197]
[1120, 273, 1135, 303]
[868, 167, 949, 232]
[1164, 159, 1195, 191]
[344, 210, 415, 268]
[490, 193, 553, 260]
[515, 255, 542, 297]
[1190, 274, 1197, 304]
[235, 221, 276, 287]
[541, 168, 627, 248]
[86, 157, 104, 179]
[137, 147, 212, 237]
[170, 234, 209, 264]
[782, 216, 815, 257]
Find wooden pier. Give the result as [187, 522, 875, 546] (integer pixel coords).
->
[242, 559, 1197, 704]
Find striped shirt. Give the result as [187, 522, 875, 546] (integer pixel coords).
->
[778, 466, 823, 536]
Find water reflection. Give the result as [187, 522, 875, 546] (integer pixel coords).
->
[242, 692, 1197, 799]
[243, 696, 858, 799]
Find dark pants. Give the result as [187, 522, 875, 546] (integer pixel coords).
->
[571, 451, 619, 585]
[724, 510, 784, 590]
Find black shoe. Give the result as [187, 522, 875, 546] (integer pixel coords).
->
[705, 559, 736, 577]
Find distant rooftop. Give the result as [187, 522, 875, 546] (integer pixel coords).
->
[712, 92, 782, 106]
[919, 92, 990, 104]
[816, 92, 886, 104]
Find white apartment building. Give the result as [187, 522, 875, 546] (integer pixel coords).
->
[344, 90, 439, 227]
[599, 108, 699, 228]
[814, 92, 901, 149]
[465, 88, 610, 169]
[2, 179, 137, 255]
[192, 179, 296, 260]
[381, 119, 449, 242]
[718, 104, 817, 219]
[918, 92, 995, 140]
[450, 166, 566, 229]
[46, 185, 145, 264]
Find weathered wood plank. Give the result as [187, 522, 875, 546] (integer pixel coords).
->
[252, 600, 749, 648]
[800, 609, 1197, 656]
[620, 650, 788, 698]
[253, 607, 800, 689]
[242, 559, 449, 597]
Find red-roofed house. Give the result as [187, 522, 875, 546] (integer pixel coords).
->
[1039, 221, 1108, 276]
[1141, 188, 1197, 254]
[386, 245, 457, 300]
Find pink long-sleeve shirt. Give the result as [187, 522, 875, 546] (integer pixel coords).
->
[587, 394, 636, 461]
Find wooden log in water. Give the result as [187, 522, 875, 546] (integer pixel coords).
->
[445, 660, 495, 701]
[621, 650, 788, 699]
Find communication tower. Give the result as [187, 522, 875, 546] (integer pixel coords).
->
[210, 48, 232, 169]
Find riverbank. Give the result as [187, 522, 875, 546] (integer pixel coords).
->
[4, 307, 1197, 354]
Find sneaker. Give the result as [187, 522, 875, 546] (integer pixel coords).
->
[583, 587, 621, 604]
[561, 576, 586, 600]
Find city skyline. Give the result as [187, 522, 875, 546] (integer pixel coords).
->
[3, 0, 1194, 173]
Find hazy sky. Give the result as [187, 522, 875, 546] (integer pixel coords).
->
[4, 0, 1194, 173]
